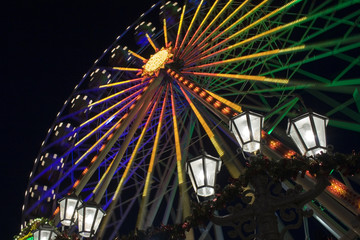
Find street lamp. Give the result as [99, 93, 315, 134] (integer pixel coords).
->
[77, 201, 106, 238]
[33, 224, 58, 240]
[186, 152, 222, 197]
[230, 111, 264, 153]
[58, 194, 83, 226]
[287, 112, 328, 157]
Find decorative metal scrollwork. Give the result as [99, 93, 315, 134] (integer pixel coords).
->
[210, 174, 329, 240]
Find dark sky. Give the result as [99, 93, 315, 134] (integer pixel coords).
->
[4, 0, 149, 238]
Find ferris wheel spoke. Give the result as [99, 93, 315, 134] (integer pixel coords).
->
[188, 0, 355, 67]
[137, 85, 169, 229]
[174, 3, 186, 51]
[163, 19, 168, 47]
[169, 84, 192, 225]
[208, 30, 292, 88]
[88, 81, 149, 107]
[176, 0, 203, 57]
[187, 17, 307, 67]
[183, 71, 289, 84]
[108, 180, 145, 240]
[97, 88, 163, 236]
[72, 77, 163, 196]
[99, 77, 146, 88]
[179, 0, 219, 59]
[185, 0, 234, 61]
[79, 88, 143, 128]
[74, 96, 139, 151]
[128, 50, 148, 62]
[263, 42, 360, 80]
[145, 33, 158, 52]
[189, 0, 268, 63]
[192, 0, 255, 57]
[92, 90, 163, 205]
[183, 46, 305, 71]
[177, 85, 224, 157]
[170, 84, 185, 185]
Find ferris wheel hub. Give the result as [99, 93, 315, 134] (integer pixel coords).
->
[142, 47, 173, 77]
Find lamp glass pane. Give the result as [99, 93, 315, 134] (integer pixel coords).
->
[33, 231, 39, 240]
[188, 169, 197, 192]
[190, 158, 205, 187]
[198, 187, 214, 197]
[294, 117, 316, 149]
[77, 207, 84, 232]
[235, 114, 250, 142]
[50, 232, 57, 240]
[249, 114, 261, 141]
[231, 121, 243, 147]
[289, 125, 306, 155]
[59, 199, 65, 222]
[93, 210, 105, 234]
[84, 207, 96, 232]
[65, 198, 78, 223]
[206, 159, 217, 187]
[313, 116, 327, 148]
[40, 231, 50, 240]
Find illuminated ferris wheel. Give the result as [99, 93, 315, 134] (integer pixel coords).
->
[21, 0, 360, 239]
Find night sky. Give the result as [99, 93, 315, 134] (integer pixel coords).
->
[4, 0, 148, 238]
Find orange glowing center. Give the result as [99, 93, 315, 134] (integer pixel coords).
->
[143, 48, 172, 75]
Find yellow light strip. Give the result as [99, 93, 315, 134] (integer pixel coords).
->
[212, 0, 269, 42]
[163, 19, 168, 46]
[76, 97, 138, 147]
[175, 4, 186, 50]
[113, 67, 141, 72]
[111, 90, 161, 200]
[145, 33, 158, 51]
[220, 0, 301, 43]
[177, 0, 204, 55]
[182, 71, 289, 84]
[92, 153, 117, 194]
[128, 50, 147, 62]
[74, 113, 124, 166]
[89, 82, 146, 107]
[80, 89, 142, 127]
[205, 90, 243, 113]
[143, 86, 168, 197]
[192, 16, 308, 65]
[170, 84, 184, 184]
[179, 85, 224, 157]
[183, 45, 305, 70]
[190, 0, 233, 49]
[180, 0, 219, 58]
[99, 77, 145, 88]
[198, 0, 250, 49]
[228, 17, 307, 51]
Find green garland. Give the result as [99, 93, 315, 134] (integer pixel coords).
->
[14, 218, 55, 240]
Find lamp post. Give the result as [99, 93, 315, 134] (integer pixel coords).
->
[33, 224, 58, 240]
[58, 194, 83, 227]
[186, 152, 222, 197]
[77, 201, 106, 238]
[188, 111, 330, 240]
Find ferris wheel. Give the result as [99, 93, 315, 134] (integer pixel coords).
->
[21, 0, 360, 239]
